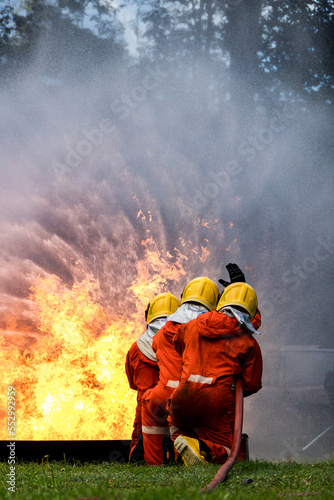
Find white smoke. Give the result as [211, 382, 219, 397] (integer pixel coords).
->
[1, 15, 333, 459]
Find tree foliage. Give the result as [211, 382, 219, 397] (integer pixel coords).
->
[1, 0, 333, 103]
[135, 0, 334, 103]
[0, 0, 124, 81]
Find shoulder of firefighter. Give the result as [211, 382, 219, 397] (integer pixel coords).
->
[125, 341, 138, 390]
[136, 317, 167, 362]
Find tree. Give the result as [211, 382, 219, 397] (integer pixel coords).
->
[135, 0, 334, 104]
[0, 5, 15, 64]
[258, 0, 334, 101]
[0, 0, 125, 79]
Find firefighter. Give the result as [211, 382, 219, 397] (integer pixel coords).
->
[141, 277, 220, 466]
[168, 281, 263, 466]
[125, 292, 180, 462]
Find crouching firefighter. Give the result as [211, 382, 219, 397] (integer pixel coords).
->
[141, 277, 220, 465]
[125, 292, 180, 462]
[168, 280, 263, 466]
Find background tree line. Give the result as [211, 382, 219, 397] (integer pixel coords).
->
[1, 0, 333, 105]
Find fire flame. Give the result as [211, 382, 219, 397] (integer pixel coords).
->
[0, 238, 186, 440]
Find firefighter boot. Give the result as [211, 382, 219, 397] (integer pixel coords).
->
[174, 436, 210, 466]
[242, 433, 249, 461]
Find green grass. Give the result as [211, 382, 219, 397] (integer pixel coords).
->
[0, 459, 334, 499]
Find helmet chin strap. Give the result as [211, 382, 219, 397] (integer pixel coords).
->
[145, 303, 150, 323]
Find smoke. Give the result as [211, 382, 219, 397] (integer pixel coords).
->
[1, 15, 334, 458]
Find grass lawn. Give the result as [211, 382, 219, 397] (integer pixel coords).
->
[0, 459, 333, 499]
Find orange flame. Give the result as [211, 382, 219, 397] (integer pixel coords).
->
[137, 209, 146, 219]
[197, 218, 220, 229]
[0, 238, 186, 440]
[130, 237, 186, 319]
[199, 245, 210, 263]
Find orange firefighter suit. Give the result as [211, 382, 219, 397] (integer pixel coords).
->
[125, 317, 166, 458]
[141, 303, 209, 465]
[168, 309, 263, 463]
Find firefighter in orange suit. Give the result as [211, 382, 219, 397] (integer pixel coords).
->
[125, 292, 180, 462]
[141, 277, 220, 466]
[168, 282, 263, 466]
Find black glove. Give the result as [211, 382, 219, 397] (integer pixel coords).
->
[219, 263, 246, 288]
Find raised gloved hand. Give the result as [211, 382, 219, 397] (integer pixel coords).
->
[219, 263, 246, 288]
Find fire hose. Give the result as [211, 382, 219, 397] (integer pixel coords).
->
[200, 378, 244, 493]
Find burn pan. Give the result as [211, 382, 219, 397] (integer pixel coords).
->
[1, 440, 130, 463]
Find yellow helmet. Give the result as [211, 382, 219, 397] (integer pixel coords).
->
[216, 282, 258, 319]
[181, 277, 219, 311]
[146, 292, 180, 325]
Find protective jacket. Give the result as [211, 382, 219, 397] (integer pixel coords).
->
[126, 317, 166, 392]
[173, 309, 262, 396]
[125, 342, 159, 391]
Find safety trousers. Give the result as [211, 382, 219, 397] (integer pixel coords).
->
[125, 342, 159, 461]
[168, 379, 245, 463]
[129, 389, 146, 459]
[141, 382, 174, 465]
